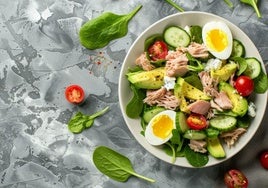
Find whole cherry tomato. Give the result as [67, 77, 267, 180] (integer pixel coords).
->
[148, 40, 168, 61]
[224, 169, 248, 188]
[260, 151, 268, 169]
[234, 75, 254, 97]
[65, 84, 85, 104]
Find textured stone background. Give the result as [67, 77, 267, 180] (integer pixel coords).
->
[0, 0, 267, 187]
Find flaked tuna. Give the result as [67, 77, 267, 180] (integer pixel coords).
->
[187, 100, 211, 115]
[135, 52, 155, 71]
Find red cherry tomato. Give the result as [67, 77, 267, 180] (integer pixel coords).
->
[186, 113, 207, 130]
[224, 169, 248, 188]
[234, 75, 254, 97]
[260, 151, 268, 169]
[65, 85, 85, 104]
[148, 40, 168, 61]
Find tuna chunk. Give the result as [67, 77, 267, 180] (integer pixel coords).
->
[189, 139, 207, 153]
[143, 87, 180, 110]
[135, 52, 155, 71]
[187, 100, 211, 115]
[220, 128, 247, 148]
[214, 91, 233, 110]
[165, 53, 188, 77]
[185, 42, 209, 58]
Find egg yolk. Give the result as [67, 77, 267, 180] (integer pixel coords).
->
[152, 114, 173, 139]
[206, 29, 228, 52]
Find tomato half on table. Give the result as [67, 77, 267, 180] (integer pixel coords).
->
[147, 40, 168, 61]
[186, 113, 207, 130]
[224, 169, 248, 188]
[65, 85, 85, 104]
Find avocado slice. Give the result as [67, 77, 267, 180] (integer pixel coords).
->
[219, 82, 248, 116]
[211, 63, 237, 82]
[127, 67, 165, 89]
[207, 137, 226, 158]
[176, 77, 211, 100]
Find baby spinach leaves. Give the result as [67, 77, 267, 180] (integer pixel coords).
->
[240, 0, 261, 18]
[79, 5, 142, 50]
[68, 107, 109, 133]
[165, 0, 184, 12]
[93, 146, 155, 183]
[126, 84, 146, 118]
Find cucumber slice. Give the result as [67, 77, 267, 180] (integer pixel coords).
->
[175, 111, 189, 133]
[243, 57, 261, 79]
[142, 106, 165, 123]
[231, 39, 245, 57]
[183, 130, 207, 140]
[209, 115, 237, 131]
[164, 26, 191, 47]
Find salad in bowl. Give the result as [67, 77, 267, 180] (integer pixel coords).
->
[119, 12, 268, 168]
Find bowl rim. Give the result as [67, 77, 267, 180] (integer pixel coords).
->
[119, 11, 268, 168]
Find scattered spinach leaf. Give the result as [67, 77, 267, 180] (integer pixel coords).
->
[253, 70, 268, 93]
[126, 84, 146, 118]
[93, 146, 155, 183]
[68, 107, 109, 133]
[184, 145, 209, 167]
[165, 0, 184, 12]
[240, 0, 261, 18]
[79, 5, 142, 50]
[224, 0, 234, 8]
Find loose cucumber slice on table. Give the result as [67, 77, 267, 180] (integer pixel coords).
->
[231, 39, 246, 57]
[243, 57, 261, 79]
[164, 26, 191, 47]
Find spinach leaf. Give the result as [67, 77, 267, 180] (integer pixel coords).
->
[240, 0, 261, 18]
[253, 70, 268, 93]
[184, 145, 209, 167]
[165, 0, 184, 12]
[79, 5, 142, 50]
[68, 107, 109, 133]
[224, 0, 234, 8]
[93, 146, 155, 183]
[190, 25, 203, 44]
[231, 57, 248, 76]
[126, 84, 146, 118]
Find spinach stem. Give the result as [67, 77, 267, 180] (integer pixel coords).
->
[130, 172, 156, 183]
[224, 0, 234, 8]
[165, 0, 184, 12]
[128, 5, 143, 18]
[89, 106, 109, 119]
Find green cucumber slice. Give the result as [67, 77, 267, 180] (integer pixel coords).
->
[243, 57, 261, 79]
[164, 26, 191, 47]
[175, 111, 189, 133]
[231, 39, 246, 57]
[183, 130, 207, 140]
[209, 115, 237, 131]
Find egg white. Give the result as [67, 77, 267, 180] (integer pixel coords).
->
[202, 21, 233, 60]
[145, 110, 176, 146]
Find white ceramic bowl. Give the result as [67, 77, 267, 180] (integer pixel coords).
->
[119, 11, 267, 168]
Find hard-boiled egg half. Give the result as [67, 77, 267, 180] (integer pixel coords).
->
[202, 21, 233, 60]
[145, 110, 176, 146]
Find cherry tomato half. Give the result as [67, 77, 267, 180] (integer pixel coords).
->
[147, 40, 168, 61]
[186, 113, 207, 130]
[65, 85, 85, 104]
[260, 151, 268, 169]
[234, 75, 254, 97]
[224, 169, 248, 188]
